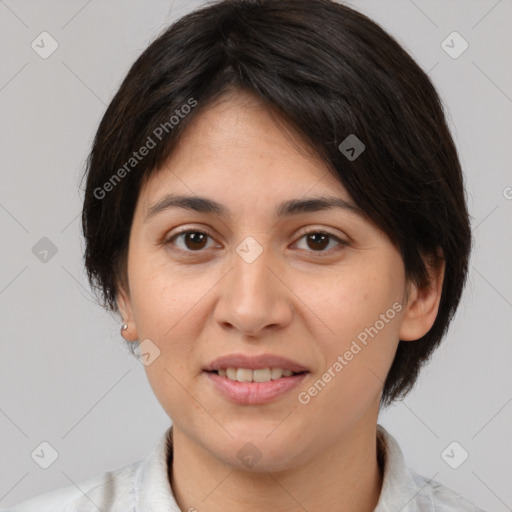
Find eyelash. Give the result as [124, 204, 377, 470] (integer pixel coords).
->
[165, 227, 349, 257]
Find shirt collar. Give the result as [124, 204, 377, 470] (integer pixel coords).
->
[374, 424, 424, 511]
[133, 424, 180, 512]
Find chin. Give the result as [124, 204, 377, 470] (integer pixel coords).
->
[206, 428, 309, 473]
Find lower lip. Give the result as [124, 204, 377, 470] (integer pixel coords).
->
[204, 371, 309, 405]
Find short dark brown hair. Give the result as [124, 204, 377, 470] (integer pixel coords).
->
[81, 0, 472, 408]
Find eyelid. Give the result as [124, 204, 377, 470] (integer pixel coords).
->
[294, 225, 348, 241]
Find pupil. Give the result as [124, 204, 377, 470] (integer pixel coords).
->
[308, 233, 328, 251]
[186, 232, 207, 250]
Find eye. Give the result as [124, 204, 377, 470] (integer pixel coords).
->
[165, 227, 349, 255]
[293, 228, 349, 254]
[166, 228, 218, 252]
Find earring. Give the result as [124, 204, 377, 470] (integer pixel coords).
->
[121, 322, 129, 335]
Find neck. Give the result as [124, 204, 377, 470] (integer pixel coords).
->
[169, 419, 384, 512]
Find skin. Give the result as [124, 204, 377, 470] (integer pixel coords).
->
[118, 90, 445, 512]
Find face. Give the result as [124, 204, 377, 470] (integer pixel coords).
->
[118, 90, 442, 472]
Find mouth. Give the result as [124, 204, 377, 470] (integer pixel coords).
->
[203, 353, 310, 404]
[205, 367, 308, 383]
[203, 367, 310, 405]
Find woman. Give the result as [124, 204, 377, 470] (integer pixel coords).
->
[7, 0, 487, 510]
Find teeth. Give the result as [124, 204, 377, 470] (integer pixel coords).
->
[253, 368, 272, 382]
[271, 368, 283, 379]
[216, 367, 300, 382]
[236, 368, 253, 382]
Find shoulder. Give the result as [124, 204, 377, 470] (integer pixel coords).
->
[4, 461, 141, 512]
[410, 470, 489, 512]
[375, 425, 488, 512]
[5, 426, 176, 512]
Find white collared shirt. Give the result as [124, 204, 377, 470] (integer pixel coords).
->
[5, 424, 487, 512]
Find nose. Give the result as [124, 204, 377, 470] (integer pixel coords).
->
[213, 238, 293, 337]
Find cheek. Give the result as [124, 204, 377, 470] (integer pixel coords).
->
[127, 247, 190, 337]
[300, 264, 398, 343]
[127, 256, 203, 420]
[298, 263, 402, 397]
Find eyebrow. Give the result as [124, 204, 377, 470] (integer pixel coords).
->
[144, 193, 365, 222]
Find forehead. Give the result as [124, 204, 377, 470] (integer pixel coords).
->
[138, 91, 353, 212]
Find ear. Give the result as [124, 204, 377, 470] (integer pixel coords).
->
[117, 285, 139, 342]
[399, 249, 445, 341]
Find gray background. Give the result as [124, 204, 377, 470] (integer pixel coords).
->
[0, 0, 511, 510]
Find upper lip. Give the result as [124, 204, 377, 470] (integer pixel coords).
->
[203, 353, 310, 373]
